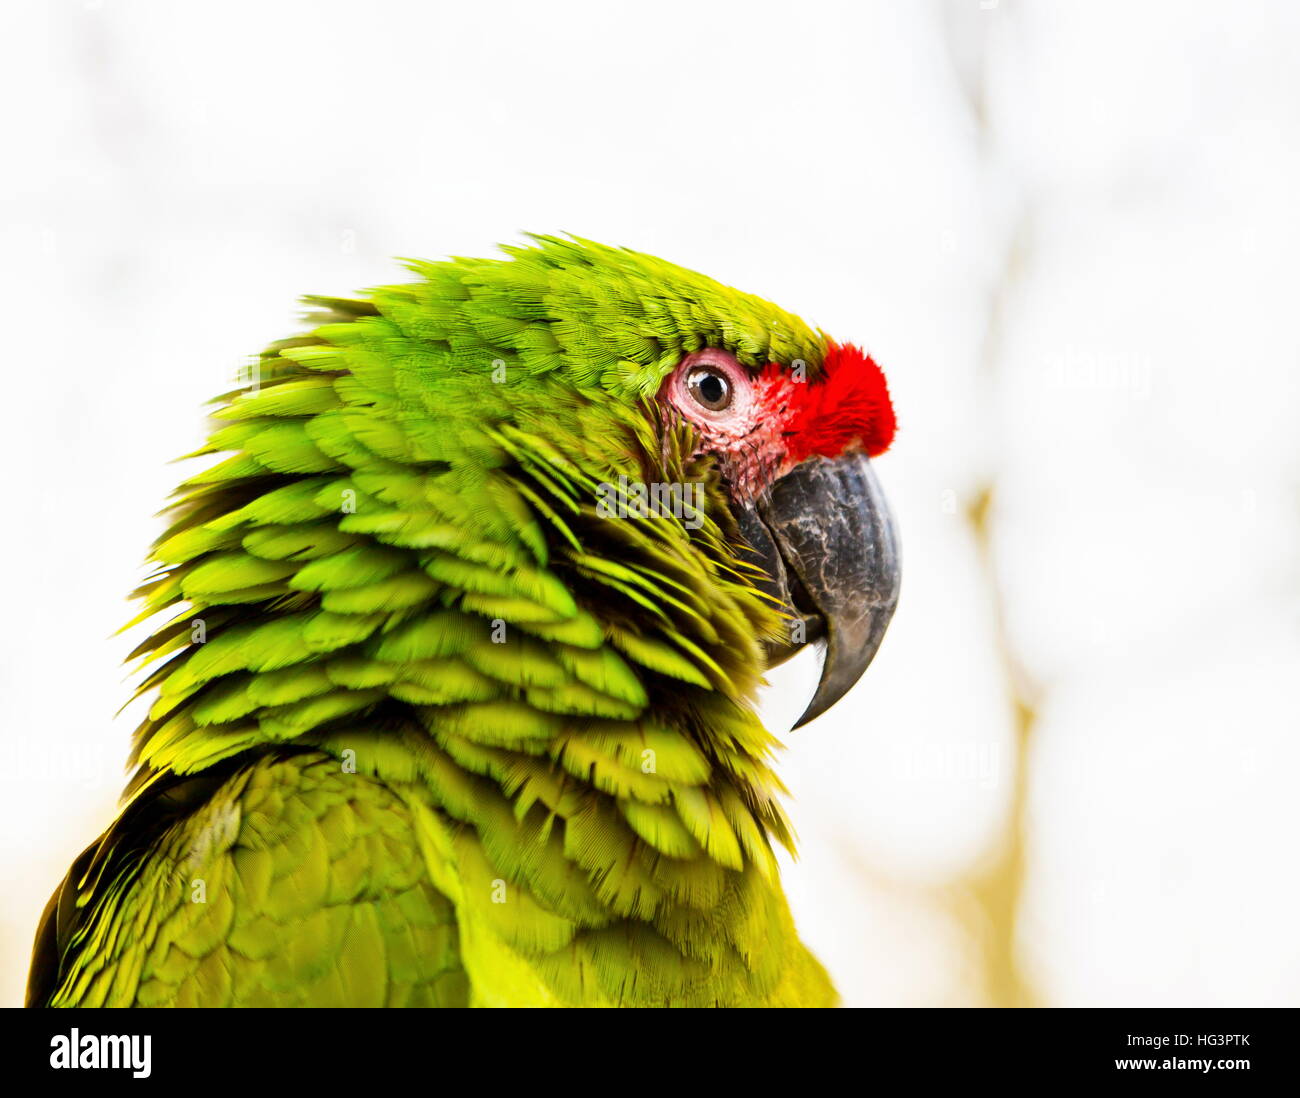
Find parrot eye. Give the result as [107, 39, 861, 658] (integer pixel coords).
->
[686, 367, 732, 411]
[663, 349, 750, 429]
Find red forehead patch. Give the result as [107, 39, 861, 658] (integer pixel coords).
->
[765, 343, 896, 464]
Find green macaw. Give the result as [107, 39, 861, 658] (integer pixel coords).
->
[28, 235, 899, 1008]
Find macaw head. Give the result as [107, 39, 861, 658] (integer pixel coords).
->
[134, 235, 900, 787]
[381, 234, 901, 727]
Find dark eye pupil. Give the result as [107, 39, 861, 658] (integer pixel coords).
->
[688, 368, 731, 410]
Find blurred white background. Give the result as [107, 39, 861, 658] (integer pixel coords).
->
[3, 0, 1298, 1007]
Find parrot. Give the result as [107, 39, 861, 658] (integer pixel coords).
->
[27, 234, 900, 1008]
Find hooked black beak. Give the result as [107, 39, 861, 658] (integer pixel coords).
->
[732, 453, 901, 729]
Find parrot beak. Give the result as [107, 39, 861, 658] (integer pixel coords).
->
[732, 453, 901, 729]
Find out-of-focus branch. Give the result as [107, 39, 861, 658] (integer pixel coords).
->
[940, 0, 1040, 1007]
[961, 482, 1039, 1007]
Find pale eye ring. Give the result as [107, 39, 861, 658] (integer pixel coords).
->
[686, 367, 732, 411]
